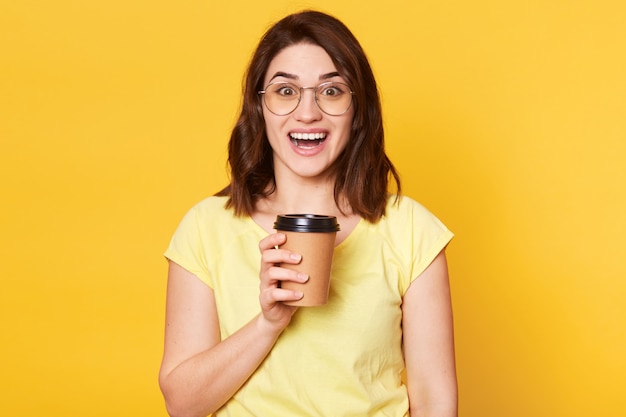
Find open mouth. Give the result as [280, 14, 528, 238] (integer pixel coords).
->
[289, 132, 327, 148]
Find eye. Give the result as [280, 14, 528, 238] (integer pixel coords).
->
[274, 84, 299, 97]
[319, 83, 346, 97]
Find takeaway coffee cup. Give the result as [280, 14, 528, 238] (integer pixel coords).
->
[274, 214, 340, 306]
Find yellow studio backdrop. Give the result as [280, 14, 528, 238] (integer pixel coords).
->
[1, 0, 624, 416]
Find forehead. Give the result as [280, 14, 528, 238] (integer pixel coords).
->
[264, 43, 339, 84]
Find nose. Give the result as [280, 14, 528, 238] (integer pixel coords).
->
[293, 88, 322, 122]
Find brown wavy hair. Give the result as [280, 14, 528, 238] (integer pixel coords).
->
[216, 10, 400, 223]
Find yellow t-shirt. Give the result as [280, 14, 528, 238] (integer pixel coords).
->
[165, 195, 453, 417]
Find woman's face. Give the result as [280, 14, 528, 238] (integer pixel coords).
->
[261, 42, 354, 183]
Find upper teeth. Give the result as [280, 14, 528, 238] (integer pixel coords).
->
[290, 132, 326, 140]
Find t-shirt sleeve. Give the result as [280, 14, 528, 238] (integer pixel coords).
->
[407, 200, 454, 288]
[164, 204, 213, 288]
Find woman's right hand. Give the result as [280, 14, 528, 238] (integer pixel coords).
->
[257, 232, 308, 332]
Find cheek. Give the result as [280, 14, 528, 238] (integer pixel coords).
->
[338, 114, 355, 141]
[262, 112, 278, 134]
[262, 115, 286, 148]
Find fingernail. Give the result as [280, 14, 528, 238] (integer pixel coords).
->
[294, 291, 304, 299]
[290, 253, 302, 261]
[297, 273, 309, 282]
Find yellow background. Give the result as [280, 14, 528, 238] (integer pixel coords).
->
[1, 1, 624, 416]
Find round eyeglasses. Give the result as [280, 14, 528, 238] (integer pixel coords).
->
[258, 81, 354, 116]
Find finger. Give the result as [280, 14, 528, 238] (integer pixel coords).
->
[259, 232, 286, 253]
[261, 248, 302, 266]
[263, 266, 309, 284]
[260, 287, 304, 305]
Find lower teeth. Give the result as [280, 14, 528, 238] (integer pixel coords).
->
[294, 139, 322, 147]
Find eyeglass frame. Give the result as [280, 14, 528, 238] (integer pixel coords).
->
[257, 81, 355, 116]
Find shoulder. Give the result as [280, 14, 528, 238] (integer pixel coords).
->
[189, 195, 230, 214]
[167, 195, 259, 261]
[176, 196, 246, 233]
[383, 194, 445, 225]
[186, 195, 234, 220]
[375, 194, 452, 245]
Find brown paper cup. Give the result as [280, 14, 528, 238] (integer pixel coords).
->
[274, 214, 340, 306]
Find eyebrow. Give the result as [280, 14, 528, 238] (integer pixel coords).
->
[268, 71, 342, 82]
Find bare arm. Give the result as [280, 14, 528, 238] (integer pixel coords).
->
[402, 250, 458, 417]
[159, 233, 307, 417]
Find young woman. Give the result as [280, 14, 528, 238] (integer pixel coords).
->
[160, 10, 457, 417]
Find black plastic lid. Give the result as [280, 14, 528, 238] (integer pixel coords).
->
[274, 214, 341, 232]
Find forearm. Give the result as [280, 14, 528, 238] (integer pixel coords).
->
[160, 314, 282, 417]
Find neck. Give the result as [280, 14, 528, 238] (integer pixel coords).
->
[265, 181, 345, 216]
[252, 174, 360, 240]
